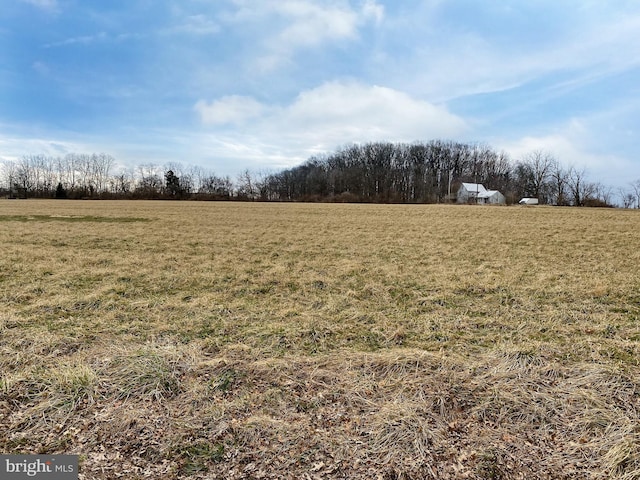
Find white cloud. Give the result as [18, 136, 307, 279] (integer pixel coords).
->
[282, 81, 465, 144]
[500, 133, 589, 165]
[0, 133, 85, 164]
[498, 130, 639, 188]
[169, 15, 220, 35]
[194, 81, 467, 168]
[195, 96, 268, 126]
[275, 5, 356, 46]
[225, 0, 384, 71]
[362, 0, 384, 24]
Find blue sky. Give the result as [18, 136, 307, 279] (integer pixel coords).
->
[1, 0, 639, 187]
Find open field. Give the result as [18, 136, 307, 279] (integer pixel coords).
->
[1, 200, 640, 479]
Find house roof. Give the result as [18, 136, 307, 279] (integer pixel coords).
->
[460, 183, 487, 193]
[478, 190, 502, 199]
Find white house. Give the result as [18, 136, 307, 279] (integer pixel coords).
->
[457, 183, 505, 205]
[457, 183, 486, 203]
[478, 190, 506, 205]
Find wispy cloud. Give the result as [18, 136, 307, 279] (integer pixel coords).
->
[224, 0, 384, 71]
[374, 2, 640, 102]
[362, 0, 384, 24]
[195, 96, 267, 126]
[20, 0, 58, 11]
[497, 119, 638, 187]
[168, 15, 220, 36]
[0, 130, 85, 164]
[44, 32, 108, 48]
[31, 61, 50, 76]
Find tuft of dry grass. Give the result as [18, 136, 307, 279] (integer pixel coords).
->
[1, 200, 640, 478]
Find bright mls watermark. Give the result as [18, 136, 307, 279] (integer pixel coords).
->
[1, 455, 78, 479]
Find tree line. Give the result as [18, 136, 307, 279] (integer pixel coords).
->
[1, 142, 639, 206]
[0, 154, 235, 200]
[260, 141, 634, 207]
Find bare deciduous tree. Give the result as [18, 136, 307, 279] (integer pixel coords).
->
[567, 167, 596, 207]
[236, 169, 258, 200]
[618, 187, 635, 208]
[631, 180, 640, 209]
[515, 150, 556, 203]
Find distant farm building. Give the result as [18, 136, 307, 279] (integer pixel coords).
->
[519, 198, 539, 205]
[457, 183, 506, 205]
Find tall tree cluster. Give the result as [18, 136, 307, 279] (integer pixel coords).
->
[0, 142, 636, 206]
[258, 142, 621, 206]
[260, 141, 513, 203]
[1, 153, 115, 199]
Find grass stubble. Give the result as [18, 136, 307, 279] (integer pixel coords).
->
[1, 200, 640, 479]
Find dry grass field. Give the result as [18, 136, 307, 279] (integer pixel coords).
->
[1, 200, 640, 479]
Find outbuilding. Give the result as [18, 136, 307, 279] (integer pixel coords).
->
[518, 198, 539, 205]
[457, 183, 506, 205]
[478, 190, 506, 205]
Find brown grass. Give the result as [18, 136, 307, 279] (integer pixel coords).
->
[1, 200, 640, 478]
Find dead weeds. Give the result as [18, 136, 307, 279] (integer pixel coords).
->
[1, 200, 640, 478]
